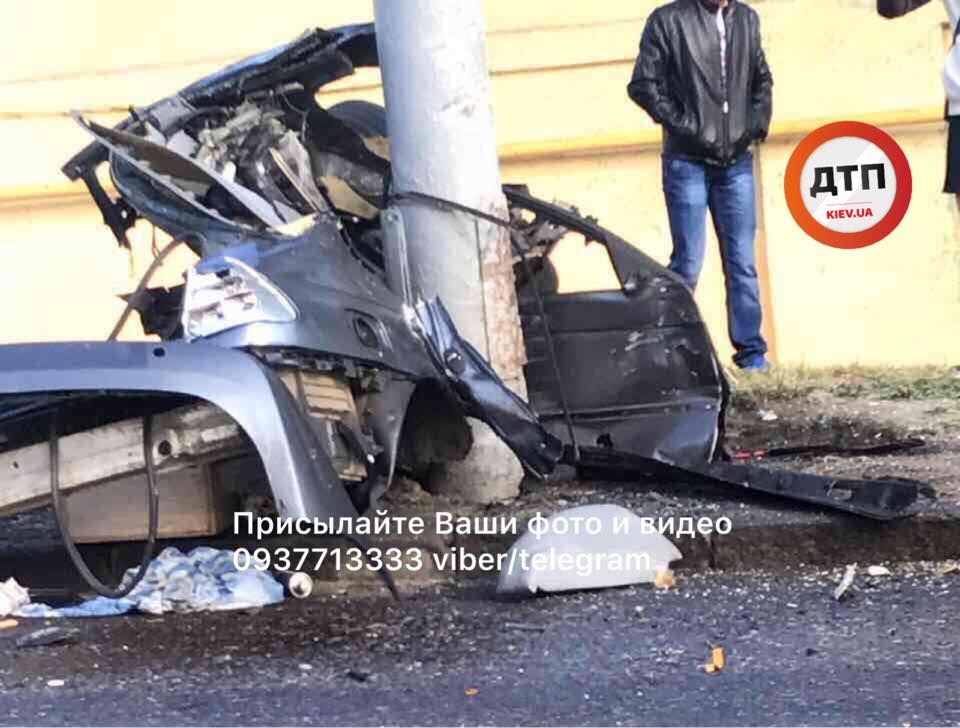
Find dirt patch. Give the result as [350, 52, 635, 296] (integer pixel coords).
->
[726, 393, 960, 509]
[725, 394, 960, 452]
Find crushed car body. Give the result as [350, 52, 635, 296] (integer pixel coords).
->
[0, 22, 922, 542]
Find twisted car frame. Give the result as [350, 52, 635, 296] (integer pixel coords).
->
[0, 24, 920, 566]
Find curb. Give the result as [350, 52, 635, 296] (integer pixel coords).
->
[450, 513, 960, 576]
[2, 504, 958, 595]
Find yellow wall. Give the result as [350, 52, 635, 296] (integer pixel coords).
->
[1, 1, 957, 366]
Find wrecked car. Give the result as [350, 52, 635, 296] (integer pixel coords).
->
[0, 23, 923, 594]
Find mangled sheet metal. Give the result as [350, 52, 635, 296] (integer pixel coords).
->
[415, 298, 563, 477]
[506, 186, 726, 468]
[0, 20, 922, 539]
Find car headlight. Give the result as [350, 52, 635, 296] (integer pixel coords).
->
[181, 256, 298, 340]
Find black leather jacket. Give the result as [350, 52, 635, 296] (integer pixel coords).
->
[628, 0, 773, 166]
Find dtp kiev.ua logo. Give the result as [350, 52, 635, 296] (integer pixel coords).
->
[785, 121, 912, 249]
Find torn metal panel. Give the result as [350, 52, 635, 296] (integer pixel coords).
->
[520, 290, 723, 466]
[61, 25, 382, 252]
[62, 26, 377, 179]
[268, 134, 331, 215]
[360, 379, 417, 503]
[506, 188, 725, 468]
[569, 446, 919, 521]
[415, 298, 563, 478]
[177, 27, 369, 103]
[121, 285, 184, 340]
[74, 115, 288, 230]
[189, 232, 435, 378]
[0, 342, 358, 523]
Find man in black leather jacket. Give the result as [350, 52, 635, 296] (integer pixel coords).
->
[628, 0, 773, 371]
[876, 1, 960, 206]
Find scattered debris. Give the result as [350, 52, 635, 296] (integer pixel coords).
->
[758, 409, 779, 422]
[298, 663, 313, 672]
[702, 646, 726, 674]
[276, 570, 314, 600]
[16, 627, 78, 649]
[496, 505, 682, 596]
[0, 578, 29, 617]
[0, 618, 18, 631]
[465, 688, 479, 697]
[937, 562, 959, 576]
[833, 564, 858, 601]
[346, 669, 372, 683]
[653, 569, 676, 590]
[867, 565, 892, 577]
[504, 622, 547, 633]
[46, 679, 65, 688]
[16, 547, 284, 618]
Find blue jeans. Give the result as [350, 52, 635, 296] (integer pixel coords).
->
[661, 153, 768, 369]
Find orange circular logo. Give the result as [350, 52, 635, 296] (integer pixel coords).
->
[784, 121, 912, 249]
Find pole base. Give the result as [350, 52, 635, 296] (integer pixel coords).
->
[426, 419, 523, 504]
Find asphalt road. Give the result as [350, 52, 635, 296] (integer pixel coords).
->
[1, 564, 958, 726]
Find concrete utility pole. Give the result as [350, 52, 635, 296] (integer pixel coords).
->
[374, 0, 527, 503]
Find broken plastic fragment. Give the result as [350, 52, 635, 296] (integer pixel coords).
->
[653, 569, 676, 590]
[0, 578, 29, 617]
[866, 565, 891, 577]
[702, 645, 726, 674]
[833, 563, 857, 601]
[937, 562, 959, 576]
[496, 504, 682, 596]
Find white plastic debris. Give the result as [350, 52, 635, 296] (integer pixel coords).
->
[496, 504, 682, 596]
[833, 563, 857, 601]
[0, 578, 29, 617]
[867, 565, 891, 577]
[758, 409, 779, 422]
[15, 546, 284, 618]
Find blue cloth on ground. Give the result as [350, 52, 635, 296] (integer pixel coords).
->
[15, 546, 284, 618]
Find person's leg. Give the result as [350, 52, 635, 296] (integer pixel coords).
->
[661, 155, 709, 290]
[706, 153, 769, 370]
